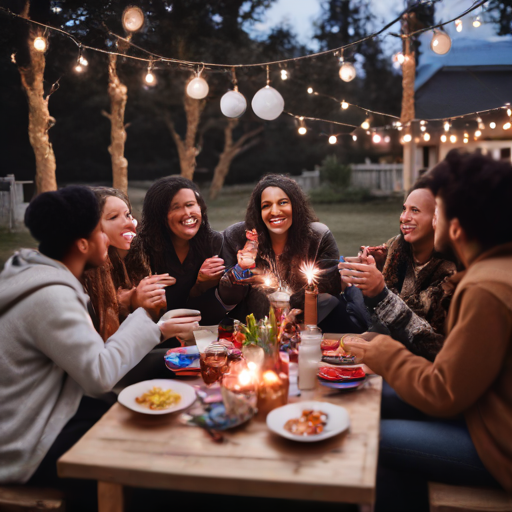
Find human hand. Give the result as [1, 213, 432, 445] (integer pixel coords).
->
[197, 256, 225, 282]
[133, 274, 176, 311]
[339, 255, 385, 298]
[158, 315, 201, 341]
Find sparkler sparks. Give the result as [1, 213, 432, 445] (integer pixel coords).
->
[300, 262, 319, 286]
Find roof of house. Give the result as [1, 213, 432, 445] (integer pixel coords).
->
[415, 38, 512, 119]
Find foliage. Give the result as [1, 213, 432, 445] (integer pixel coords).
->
[309, 185, 373, 204]
[487, 0, 512, 36]
[319, 154, 351, 190]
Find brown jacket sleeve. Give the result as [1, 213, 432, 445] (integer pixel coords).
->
[363, 285, 512, 417]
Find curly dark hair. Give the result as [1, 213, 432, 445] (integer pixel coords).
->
[427, 150, 512, 251]
[125, 176, 214, 284]
[245, 174, 319, 286]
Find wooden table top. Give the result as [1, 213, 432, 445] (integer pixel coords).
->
[58, 375, 382, 505]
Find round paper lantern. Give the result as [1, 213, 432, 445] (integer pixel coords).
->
[122, 6, 144, 32]
[339, 62, 356, 82]
[187, 77, 209, 100]
[431, 30, 451, 55]
[220, 90, 247, 118]
[251, 86, 284, 121]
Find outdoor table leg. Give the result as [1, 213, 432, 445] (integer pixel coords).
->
[98, 481, 124, 512]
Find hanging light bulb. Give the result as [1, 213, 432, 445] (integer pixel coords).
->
[393, 52, 405, 65]
[463, 137, 469, 143]
[403, 134, 412, 143]
[187, 72, 209, 100]
[328, 135, 337, 144]
[352, 135, 357, 141]
[455, 19, 463, 32]
[361, 119, 370, 130]
[431, 30, 452, 55]
[221, 89, 247, 118]
[74, 64, 83, 73]
[339, 62, 356, 82]
[122, 6, 145, 32]
[444, 121, 451, 132]
[504, 122, 512, 130]
[397, 126, 403, 131]
[33, 36, 47, 52]
[145, 71, 156, 85]
[420, 125, 426, 132]
[490, 122, 496, 129]
[280, 69, 288, 81]
[384, 136, 391, 143]
[450, 134, 457, 143]
[472, 16, 482, 28]
[78, 56, 88, 67]
[297, 117, 307, 135]
[372, 134, 382, 143]
[475, 130, 482, 137]
[252, 86, 284, 121]
[441, 134, 447, 143]
[307, 87, 313, 94]
[507, 108, 512, 117]
[341, 100, 349, 110]
[423, 132, 431, 141]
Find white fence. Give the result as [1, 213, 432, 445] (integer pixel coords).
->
[293, 169, 321, 192]
[351, 163, 403, 192]
[0, 175, 33, 230]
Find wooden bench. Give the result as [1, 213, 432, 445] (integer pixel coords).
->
[429, 482, 512, 512]
[0, 486, 64, 511]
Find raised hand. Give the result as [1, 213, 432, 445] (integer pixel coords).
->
[197, 256, 225, 282]
[133, 274, 176, 311]
[159, 315, 201, 341]
[338, 255, 385, 298]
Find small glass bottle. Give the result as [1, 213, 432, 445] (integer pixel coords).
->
[298, 325, 322, 390]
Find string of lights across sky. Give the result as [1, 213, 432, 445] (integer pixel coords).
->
[1, 0, 510, 146]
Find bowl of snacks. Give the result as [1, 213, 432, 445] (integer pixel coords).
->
[266, 400, 349, 442]
[118, 379, 196, 415]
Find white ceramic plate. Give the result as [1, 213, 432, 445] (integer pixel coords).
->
[266, 400, 350, 442]
[118, 379, 196, 415]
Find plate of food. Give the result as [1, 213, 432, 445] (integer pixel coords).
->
[266, 400, 350, 442]
[118, 379, 196, 415]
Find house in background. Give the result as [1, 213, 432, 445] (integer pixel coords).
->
[408, 38, 512, 182]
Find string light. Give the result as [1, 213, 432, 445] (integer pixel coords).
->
[352, 135, 357, 141]
[472, 16, 482, 28]
[307, 87, 313, 94]
[361, 118, 370, 130]
[463, 132, 469, 143]
[420, 125, 426, 132]
[339, 61, 356, 82]
[475, 130, 482, 137]
[122, 6, 145, 32]
[507, 108, 512, 117]
[384, 135, 390, 143]
[490, 122, 496, 129]
[444, 121, 451, 132]
[187, 70, 209, 99]
[463, 137, 469, 143]
[423, 132, 431, 141]
[298, 117, 307, 135]
[145, 70, 155, 85]
[441, 134, 447, 142]
[431, 30, 452, 55]
[33, 36, 47, 52]
[450, 134, 457, 143]
[393, 52, 405, 65]
[455, 19, 463, 32]
[74, 64, 83, 73]
[328, 135, 337, 144]
[403, 134, 412, 143]
[341, 100, 349, 110]
[280, 69, 288, 81]
[504, 122, 512, 130]
[372, 134, 382, 143]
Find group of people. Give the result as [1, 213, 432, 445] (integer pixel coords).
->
[0, 149, 511, 512]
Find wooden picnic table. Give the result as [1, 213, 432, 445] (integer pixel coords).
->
[58, 374, 382, 512]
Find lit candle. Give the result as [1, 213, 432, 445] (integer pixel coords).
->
[302, 263, 319, 326]
[257, 370, 289, 419]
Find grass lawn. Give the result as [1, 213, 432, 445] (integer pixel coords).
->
[0, 184, 403, 269]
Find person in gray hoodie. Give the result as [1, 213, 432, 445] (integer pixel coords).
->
[0, 186, 200, 492]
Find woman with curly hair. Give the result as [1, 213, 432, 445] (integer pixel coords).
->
[83, 187, 176, 340]
[219, 174, 363, 332]
[339, 177, 457, 361]
[125, 176, 226, 326]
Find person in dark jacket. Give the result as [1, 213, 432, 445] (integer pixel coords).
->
[125, 177, 227, 330]
[219, 174, 363, 333]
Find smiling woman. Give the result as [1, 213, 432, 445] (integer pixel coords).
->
[125, 177, 227, 335]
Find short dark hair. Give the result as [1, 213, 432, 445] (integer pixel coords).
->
[428, 150, 512, 250]
[24, 186, 100, 260]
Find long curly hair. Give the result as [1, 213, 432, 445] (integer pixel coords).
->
[126, 176, 214, 284]
[245, 174, 319, 287]
[83, 187, 135, 341]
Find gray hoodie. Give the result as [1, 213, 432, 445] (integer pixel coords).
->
[0, 249, 161, 483]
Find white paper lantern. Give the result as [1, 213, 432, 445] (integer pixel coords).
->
[431, 30, 451, 55]
[220, 90, 247, 118]
[187, 77, 209, 100]
[122, 6, 145, 32]
[251, 86, 284, 121]
[339, 62, 356, 82]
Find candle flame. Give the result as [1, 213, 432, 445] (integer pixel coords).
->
[262, 370, 279, 384]
[301, 261, 319, 285]
[247, 361, 257, 372]
[238, 369, 252, 387]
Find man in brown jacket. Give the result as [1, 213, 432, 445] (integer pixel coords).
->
[344, 151, 512, 511]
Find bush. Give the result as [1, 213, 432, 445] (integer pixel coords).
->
[319, 155, 352, 189]
[309, 185, 373, 204]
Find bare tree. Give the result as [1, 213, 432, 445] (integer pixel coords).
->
[102, 51, 129, 194]
[16, 1, 57, 193]
[163, 88, 206, 180]
[209, 120, 263, 199]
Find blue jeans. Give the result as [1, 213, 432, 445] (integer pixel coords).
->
[376, 382, 500, 512]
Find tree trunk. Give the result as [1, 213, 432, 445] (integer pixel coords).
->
[209, 121, 263, 200]
[105, 53, 128, 194]
[164, 88, 206, 181]
[17, 23, 57, 194]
